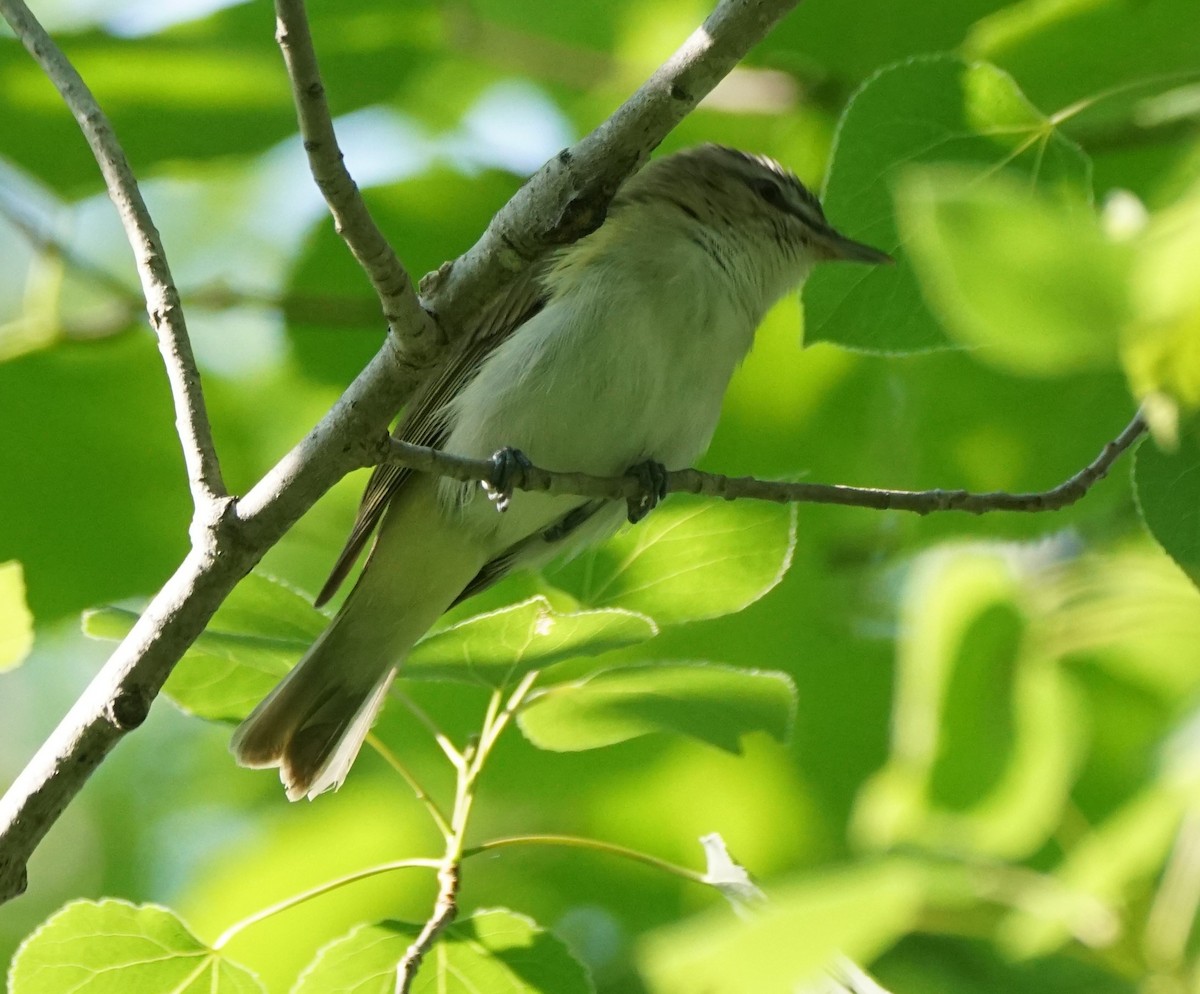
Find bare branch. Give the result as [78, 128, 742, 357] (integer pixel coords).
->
[0, 0, 226, 512]
[273, 0, 440, 369]
[0, 0, 801, 907]
[384, 413, 1149, 515]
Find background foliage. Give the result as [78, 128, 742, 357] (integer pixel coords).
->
[2, 0, 1199, 991]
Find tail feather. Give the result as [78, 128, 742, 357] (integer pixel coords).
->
[230, 620, 396, 800]
[231, 476, 490, 800]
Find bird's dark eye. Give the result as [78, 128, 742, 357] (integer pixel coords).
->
[751, 178, 788, 210]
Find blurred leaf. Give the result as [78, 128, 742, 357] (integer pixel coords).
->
[0, 560, 34, 671]
[0, 335, 190, 620]
[293, 910, 592, 994]
[286, 168, 523, 385]
[1124, 174, 1200, 432]
[545, 497, 796, 625]
[1042, 544, 1200, 700]
[640, 860, 926, 994]
[854, 544, 1083, 859]
[805, 55, 1092, 354]
[964, 0, 1200, 111]
[895, 166, 1128, 374]
[1134, 415, 1200, 588]
[83, 572, 327, 722]
[0, 0, 443, 193]
[998, 782, 1186, 957]
[517, 662, 796, 753]
[406, 596, 657, 687]
[8, 899, 262, 994]
[762, 0, 1012, 85]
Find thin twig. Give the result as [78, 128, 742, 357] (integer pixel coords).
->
[384, 413, 1149, 515]
[0, 0, 226, 513]
[273, 0, 439, 367]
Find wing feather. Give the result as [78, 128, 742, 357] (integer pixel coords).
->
[314, 263, 550, 607]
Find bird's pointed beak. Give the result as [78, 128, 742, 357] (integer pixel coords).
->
[817, 227, 893, 265]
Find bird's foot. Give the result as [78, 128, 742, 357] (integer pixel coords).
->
[625, 460, 669, 524]
[483, 447, 533, 512]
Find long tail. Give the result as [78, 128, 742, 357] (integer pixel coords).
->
[231, 480, 486, 800]
[230, 588, 401, 801]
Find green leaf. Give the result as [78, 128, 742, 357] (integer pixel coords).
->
[406, 596, 657, 688]
[805, 55, 1092, 354]
[0, 560, 34, 672]
[83, 572, 327, 722]
[517, 662, 796, 753]
[854, 544, 1083, 859]
[640, 860, 926, 994]
[293, 910, 593, 994]
[964, 0, 1200, 111]
[545, 497, 796, 625]
[1135, 416, 1200, 589]
[1124, 175, 1200, 438]
[895, 166, 1128, 374]
[8, 899, 262, 994]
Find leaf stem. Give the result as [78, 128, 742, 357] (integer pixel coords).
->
[366, 732, 452, 838]
[211, 857, 442, 950]
[465, 833, 708, 886]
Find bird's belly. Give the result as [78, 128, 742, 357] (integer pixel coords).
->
[439, 288, 752, 546]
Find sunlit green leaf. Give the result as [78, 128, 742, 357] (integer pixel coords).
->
[805, 56, 1092, 354]
[1135, 415, 1200, 589]
[854, 544, 1083, 859]
[83, 572, 326, 722]
[545, 497, 796, 625]
[1124, 175, 1200, 438]
[517, 662, 796, 753]
[8, 899, 262, 994]
[0, 560, 34, 671]
[640, 860, 925, 994]
[406, 596, 657, 688]
[895, 166, 1128, 374]
[293, 910, 593, 994]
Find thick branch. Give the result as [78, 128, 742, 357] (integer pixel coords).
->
[385, 413, 1149, 515]
[0, 0, 801, 907]
[273, 0, 439, 369]
[0, 0, 226, 512]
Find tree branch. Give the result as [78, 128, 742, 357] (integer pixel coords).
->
[0, 0, 226, 514]
[383, 412, 1149, 515]
[273, 0, 440, 371]
[0, 0, 803, 907]
[421, 0, 802, 334]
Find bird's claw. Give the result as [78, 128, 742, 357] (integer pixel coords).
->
[483, 447, 533, 512]
[626, 460, 669, 524]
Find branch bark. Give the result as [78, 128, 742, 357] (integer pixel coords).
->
[0, 0, 804, 906]
[273, 0, 440, 371]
